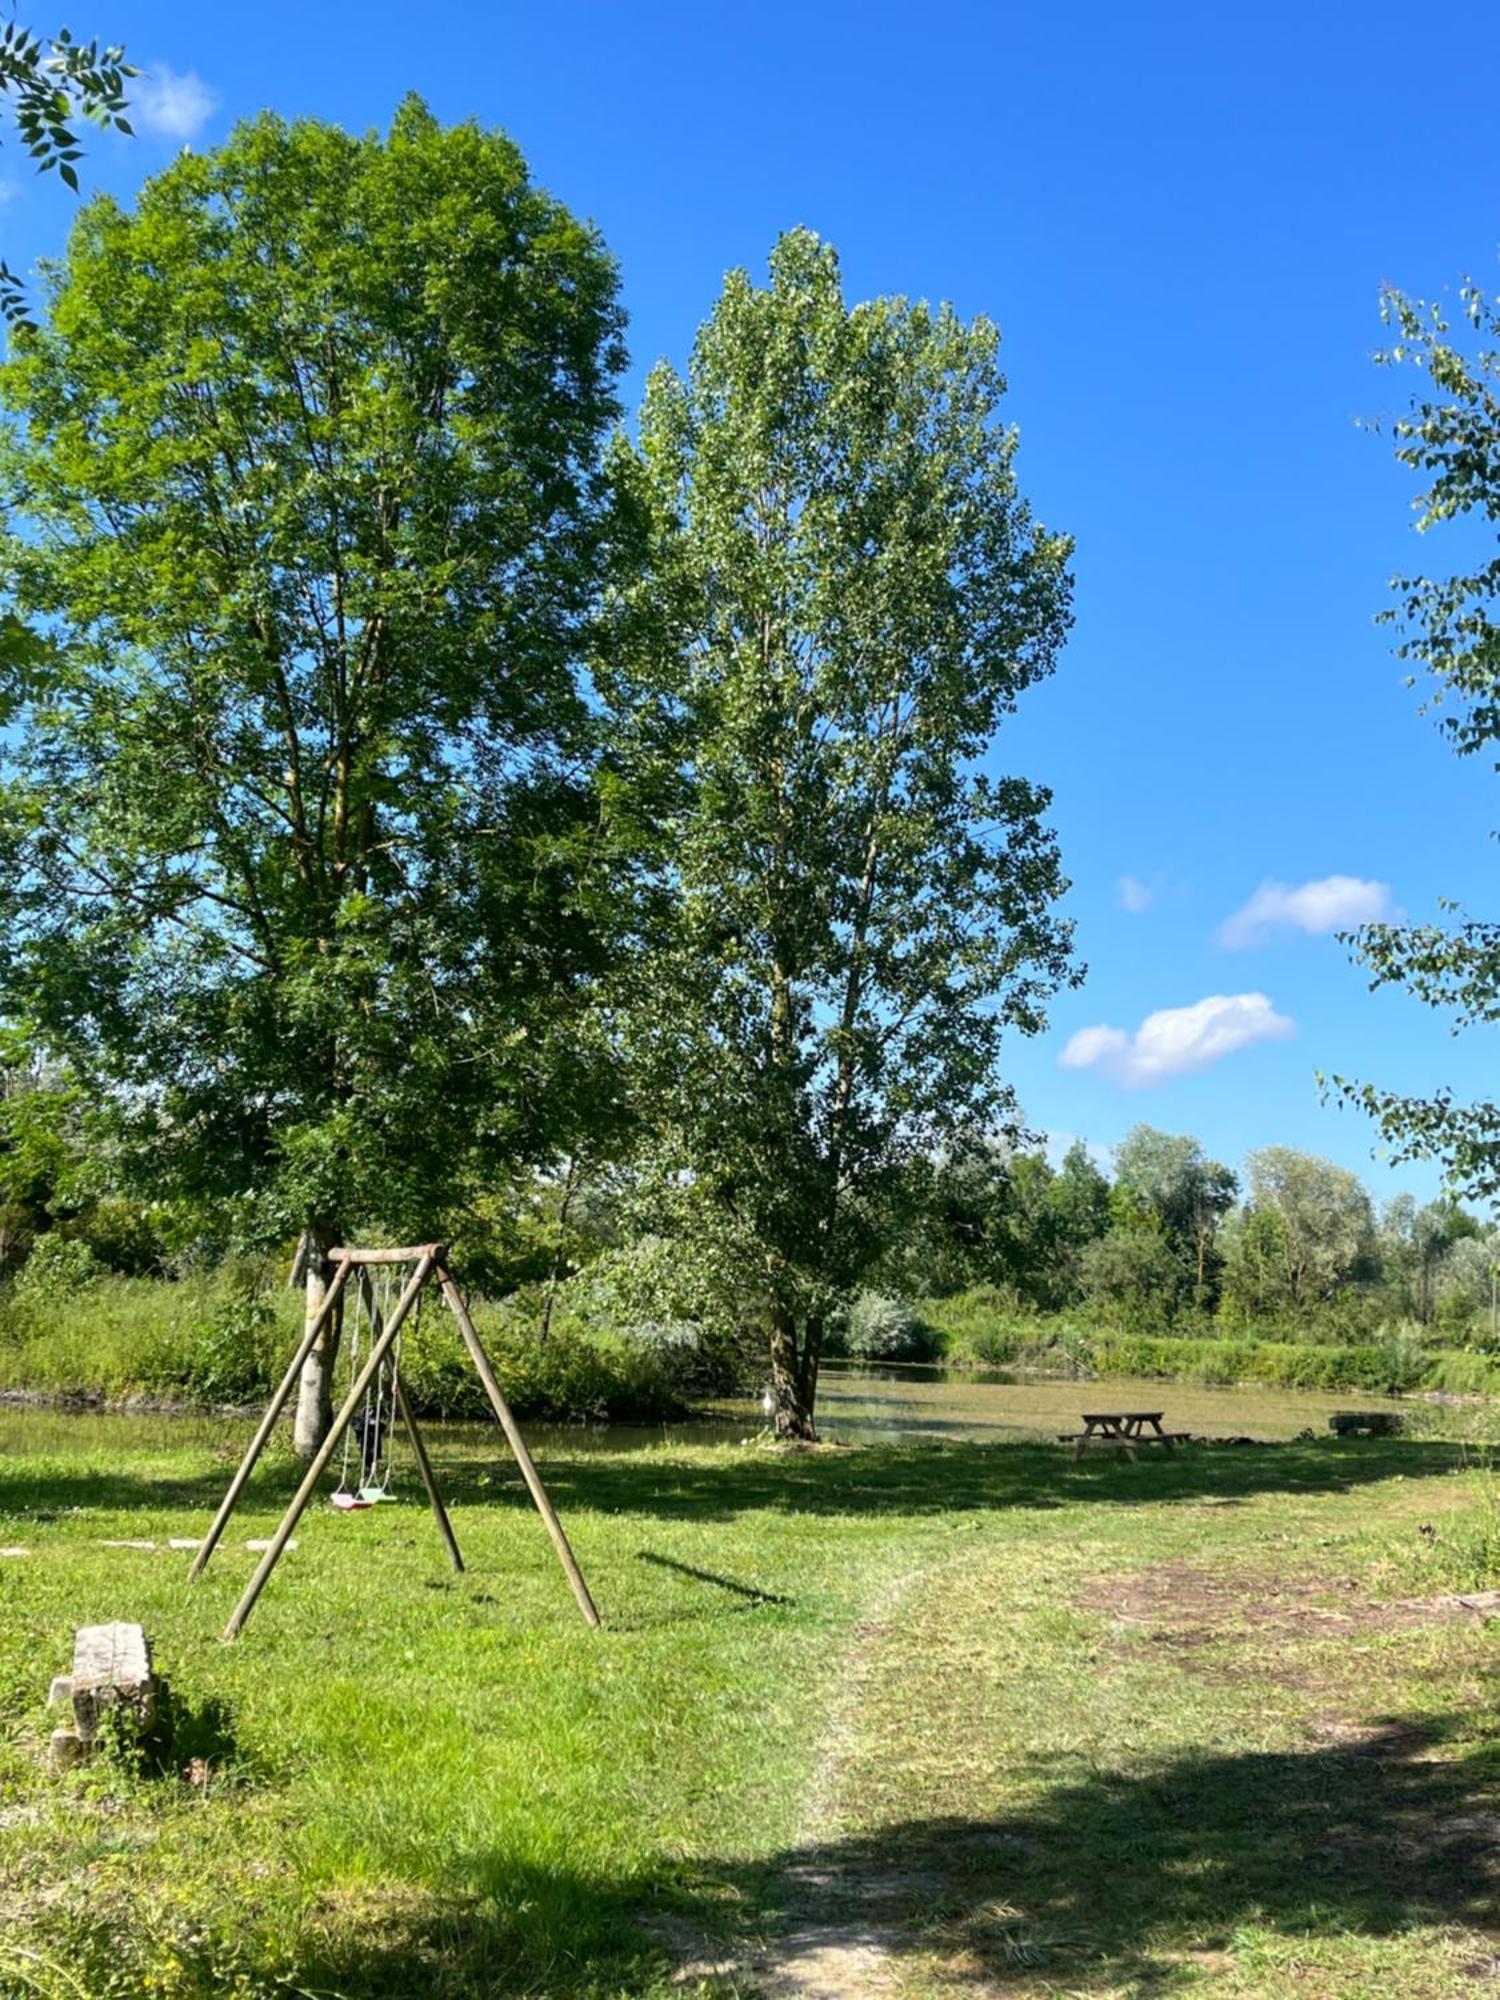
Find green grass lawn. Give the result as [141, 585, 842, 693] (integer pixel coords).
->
[2, 1418, 1499, 1997]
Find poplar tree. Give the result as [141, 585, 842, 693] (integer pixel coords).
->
[606, 231, 1077, 1438]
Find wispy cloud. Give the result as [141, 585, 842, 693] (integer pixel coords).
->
[1059, 992, 1294, 1088]
[131, 66, 218, 142]
[1218, 875, 1395, 950]
[1116, 874, 1153, 914]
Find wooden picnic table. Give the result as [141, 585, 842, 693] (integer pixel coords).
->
[1058, 1411, 1189, 1461]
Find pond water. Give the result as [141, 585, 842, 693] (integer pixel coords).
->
[0, 1362, 1411, 1462]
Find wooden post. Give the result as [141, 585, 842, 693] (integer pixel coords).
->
[436, 1265, 601, 1630]
[189, 1255, 355, 1581]
[352, 1266, 464, 1575]
[222, 1251, 437, 1640]
[393, 1373, 464, 1574]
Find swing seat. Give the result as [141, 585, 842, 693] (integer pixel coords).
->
[358, 1485, 394, 1503]
[331, 1492, 371, 1511]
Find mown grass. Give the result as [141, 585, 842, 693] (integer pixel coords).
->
[1, 1413, 1498, 1997]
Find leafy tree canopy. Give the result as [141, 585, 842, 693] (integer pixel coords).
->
[0, 98, 629, 1252]
[604, 229, 1077, 1434]
[1336, 278, 1500, 1202]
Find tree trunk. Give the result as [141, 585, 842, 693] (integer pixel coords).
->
[292, 1222, 342, 1459]
[768, 1302, 819, 1441]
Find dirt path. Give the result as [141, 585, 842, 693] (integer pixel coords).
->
[728, 1557, 962, 1999]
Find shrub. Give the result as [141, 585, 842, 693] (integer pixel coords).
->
[1371, 1319, 1430, 1396]
[177, 1277, 280, 1404]
[835, 1291, 931, 1362]
[16, 1233, 100, 1300]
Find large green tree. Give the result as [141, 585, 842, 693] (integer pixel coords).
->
[605, 230, 1076, 1438]
[1335, 277, 1500, 1197]
[0, 100, 627, 1447]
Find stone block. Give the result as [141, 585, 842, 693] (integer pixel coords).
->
[68, 1623, 158, 1743]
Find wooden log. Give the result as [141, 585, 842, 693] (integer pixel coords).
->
[393, 1372, 464, 1574]
[189, 1253, 355, 1580]
[436, 1265, 601, 1630]
[67, 1621, 158, 1742]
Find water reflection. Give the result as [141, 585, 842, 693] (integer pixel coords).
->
[0, 1362, 1408, 1462]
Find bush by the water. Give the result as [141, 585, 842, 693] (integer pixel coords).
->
[916, 1286, 1500, 1398]
[828, 1291, 933, 1362]
[0, 1266, 743, 1422]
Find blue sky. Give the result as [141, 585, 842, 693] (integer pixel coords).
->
[7, 0, 1499, 1205]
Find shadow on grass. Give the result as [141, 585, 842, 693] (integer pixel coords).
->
[0, 1435, 1473, 1525]
[506, 1436, 1473, 1523]
[659, 1708, 1500, 1995]
[635, 1549, 795, 1605]
[76, 1707, 1493, 1997]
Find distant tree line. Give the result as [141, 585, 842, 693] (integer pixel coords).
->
[872, 1126, 1497, 1343]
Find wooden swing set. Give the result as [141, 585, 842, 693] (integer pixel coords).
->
[189, 1244, 601, 1640]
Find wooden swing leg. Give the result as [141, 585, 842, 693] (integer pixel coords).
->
[223, 1252, 438, 1640]
[189, 1256, 355, 1582]
[393, 1373, 464, 1574]
[436, 1266, 602, 1630]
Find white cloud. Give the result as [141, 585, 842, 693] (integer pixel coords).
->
[1218, 875, 1395, 950]
[1059, 992, 1294, 1088]
[132, 66, 218, 142]
[1116, 874, 1153, 914]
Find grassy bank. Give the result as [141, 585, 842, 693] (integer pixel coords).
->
[4, 1410, 1500, 1994]
[0, 1270, 735, 1424]
[917, 1289, 1500, 1398]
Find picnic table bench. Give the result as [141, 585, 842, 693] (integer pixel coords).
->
[1058, 1412, 1191, 1461]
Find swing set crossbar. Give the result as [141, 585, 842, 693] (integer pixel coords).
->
[190, 1246, 602, 1640]
[327, 1244, 445, 1265]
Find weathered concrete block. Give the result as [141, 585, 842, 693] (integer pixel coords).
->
[46, 1675, 73, 1708]
[68, 1622, 157, 1742]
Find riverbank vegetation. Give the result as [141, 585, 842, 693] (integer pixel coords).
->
[4, 1114, 1495, 1416]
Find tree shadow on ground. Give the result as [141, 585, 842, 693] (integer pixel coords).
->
[141, 1706, 1500, 1997]
[487, 1435, 1471, 1524]
[712, 1709, 1500, 1994]
[0, 1435, 1473, 1524]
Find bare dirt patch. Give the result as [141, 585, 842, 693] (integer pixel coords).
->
[1078, 1556, 1499, 1654]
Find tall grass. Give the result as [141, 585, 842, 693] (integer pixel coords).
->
[0, 1268, 735, 1422]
